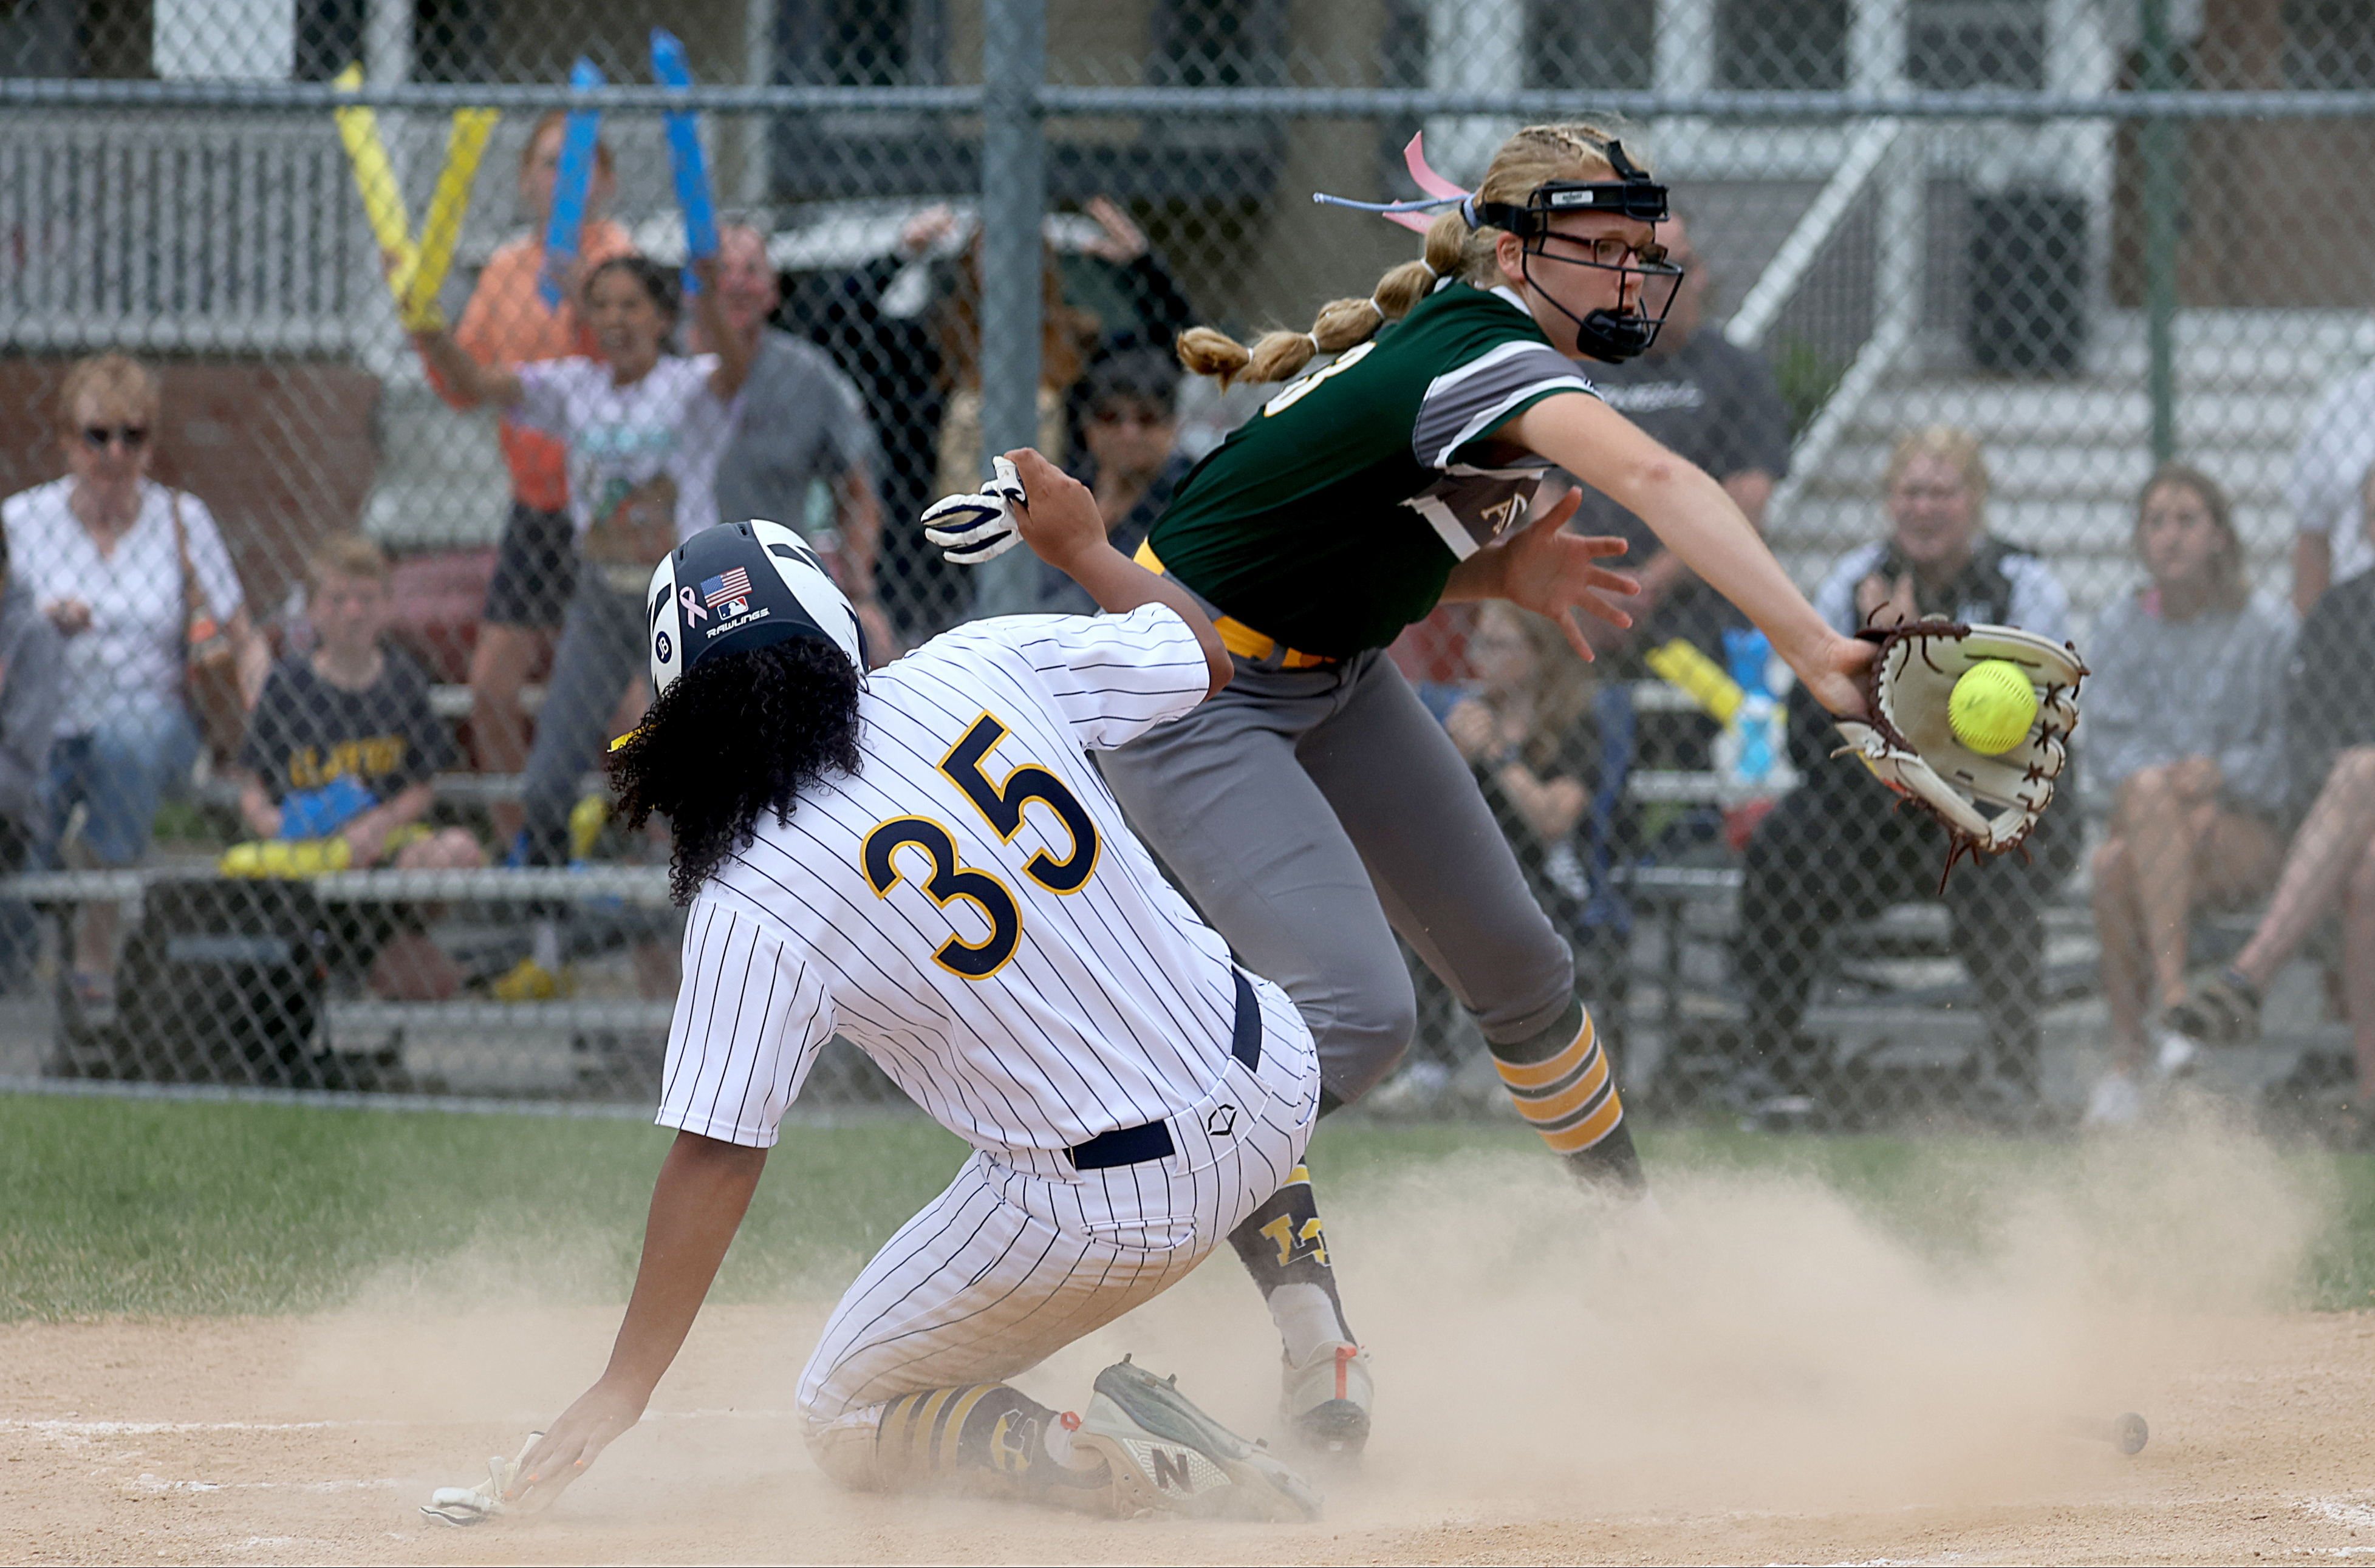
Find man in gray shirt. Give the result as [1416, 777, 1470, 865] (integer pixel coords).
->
[1567, 211, 1793, 663]
[707, 224, 892, 661]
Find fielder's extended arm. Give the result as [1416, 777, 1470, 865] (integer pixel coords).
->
[508, 1131, 768, 1508]
[1002, 449, 1234, 699]
[1498, 392, 1871, 719]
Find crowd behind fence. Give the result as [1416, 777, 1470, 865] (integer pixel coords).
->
[3, 0, 2375, 1139]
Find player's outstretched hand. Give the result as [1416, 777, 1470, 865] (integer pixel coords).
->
[1494, 489, 1641, 663]
[505, 1377, 648, 1513]
[920, 454, 1030, 565]
[1792, 630, 1876, 722]
[1000, 449, 1108, 574]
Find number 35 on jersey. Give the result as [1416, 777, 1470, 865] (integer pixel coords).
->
[862, 712, 1103, 980]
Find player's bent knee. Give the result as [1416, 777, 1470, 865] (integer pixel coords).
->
[1323, 994, 1416, 1105]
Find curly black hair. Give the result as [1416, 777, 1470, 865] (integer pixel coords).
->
[608, 637, 863, 904]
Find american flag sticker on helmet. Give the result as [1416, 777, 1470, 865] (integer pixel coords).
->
[702, 567, 753, 609]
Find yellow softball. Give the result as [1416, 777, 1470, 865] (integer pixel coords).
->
[1948, 660, 2040, 755]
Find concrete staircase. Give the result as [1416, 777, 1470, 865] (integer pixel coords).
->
[1772, 309, 2375, 627]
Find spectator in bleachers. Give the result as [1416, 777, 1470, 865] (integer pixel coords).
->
[1035, 348, 1194, 615]
[234, 534, 482, 1000]
[414, 254, 752, 857]
[423, 112, 632, 850]
[2081, 465, 2296, 1128]
[2, 354, 267, 1006]
[2167, 464, 2375, 1139]
[777, 213, 949, 638]
[0, 525, 63, 992]
[0, 525, 62, 874]
[1444, 601, 1604, 945]
[2286, 361, 2375, 613]
[1566, 209, 1792, 664]
[929, 229, 1100, 505]
[702, 223, 892, 662]
[411, 253, 752, 993]
[1732, 425, 2077, 1123]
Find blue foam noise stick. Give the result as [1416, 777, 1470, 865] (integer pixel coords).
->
[651, 29, 717, 296]
[538, 56, 605, 310]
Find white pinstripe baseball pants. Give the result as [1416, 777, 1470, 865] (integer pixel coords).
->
[798, 973, 1319, 1470]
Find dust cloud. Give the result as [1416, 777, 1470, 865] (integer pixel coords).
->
[260, 1106, 2335, 1558]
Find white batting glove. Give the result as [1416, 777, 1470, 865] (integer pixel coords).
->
[421, 1432, 541, 1526]
[921, 454, 1027, 565]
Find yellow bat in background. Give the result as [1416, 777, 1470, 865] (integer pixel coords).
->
[332, 64, 498, 332]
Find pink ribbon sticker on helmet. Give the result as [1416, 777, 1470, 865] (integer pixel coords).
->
[679, 584, 709, 624]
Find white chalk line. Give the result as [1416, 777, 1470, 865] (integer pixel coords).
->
[3, 1408, 799, 1437]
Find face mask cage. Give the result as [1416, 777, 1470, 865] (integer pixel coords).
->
[1469, 139, 1689, 363]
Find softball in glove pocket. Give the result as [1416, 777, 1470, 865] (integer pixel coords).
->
[1831, 619, 2087, 867]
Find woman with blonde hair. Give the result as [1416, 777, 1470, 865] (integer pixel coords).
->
[1732, 423, 2075, 1125]
[1000, 121, 1874, 1451]
[2, 354, 267, 1004]
[2082, 463, 2295, 1127]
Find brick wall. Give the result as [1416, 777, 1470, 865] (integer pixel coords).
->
[0, 360, 381, 619]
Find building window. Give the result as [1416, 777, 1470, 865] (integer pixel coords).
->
[2284, 0, 2375, 90]
[1907, 0, 2045, 91]
[1525, 0, 1654, 92]
[1718, 0, 1847, 91]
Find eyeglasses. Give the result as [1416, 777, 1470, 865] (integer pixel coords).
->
[81, 424, 148, 451]
[1537, 236, 1673, 271]
[1090, 404, 1170, 429]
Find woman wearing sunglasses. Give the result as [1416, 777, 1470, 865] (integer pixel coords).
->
[1, 354, 267, 1006]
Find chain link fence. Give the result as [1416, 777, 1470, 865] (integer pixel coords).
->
[2, 0, 2373, 1138]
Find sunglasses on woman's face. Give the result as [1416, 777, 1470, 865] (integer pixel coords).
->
[81, 424, 148, 451]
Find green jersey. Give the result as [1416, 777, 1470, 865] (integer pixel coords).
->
[1149, 281, 1598, 658]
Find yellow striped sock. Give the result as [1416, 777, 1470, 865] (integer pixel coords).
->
[1494, 1011, 1627, 1156]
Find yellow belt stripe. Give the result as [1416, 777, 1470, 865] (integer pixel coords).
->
[1133, 540, 1334, 670]
[1539, 1090, 1627, 1154]
[1495, 1016, 1599, 1091]
[1509, 1046, 1611, 1123]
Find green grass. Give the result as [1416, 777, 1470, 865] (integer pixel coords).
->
[4, 1095, 2373, 1320]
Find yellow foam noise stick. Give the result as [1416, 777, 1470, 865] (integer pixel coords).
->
[332, 64, 417, 299]
[1644, 638, 1745, 724]
[404, 107, 499, 330]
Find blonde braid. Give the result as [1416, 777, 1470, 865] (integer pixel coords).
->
[1176, 120, 1633, 388]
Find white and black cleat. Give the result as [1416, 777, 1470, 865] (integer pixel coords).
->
[1076, 1356, 1323, 1521]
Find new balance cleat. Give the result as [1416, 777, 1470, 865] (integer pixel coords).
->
[1075, 1356, 1322, 1521]
[1280, 1340, 1371, 1459]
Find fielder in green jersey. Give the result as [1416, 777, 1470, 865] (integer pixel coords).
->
[924, 121, 1876, 1462]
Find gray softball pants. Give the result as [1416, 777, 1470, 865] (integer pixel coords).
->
[1098, 650, 1576, 1106]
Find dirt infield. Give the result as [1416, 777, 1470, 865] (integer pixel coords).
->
[7, 1140, 2374, 1566]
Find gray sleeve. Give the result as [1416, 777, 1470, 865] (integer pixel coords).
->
[2076, 598, 2153, 812]
[1410, 342, 1596, 470]
[2004, 553, 2072, 641]
[820, 361, 881, 476]
[2215, 599, 2301, 816]
[0, 616, 61, 829]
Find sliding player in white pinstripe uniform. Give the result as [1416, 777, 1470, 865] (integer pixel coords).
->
[499, 452, 1325, 1523]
